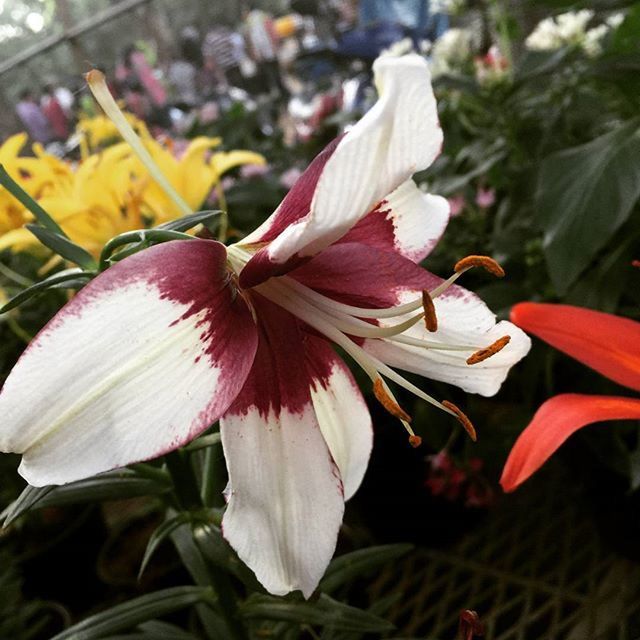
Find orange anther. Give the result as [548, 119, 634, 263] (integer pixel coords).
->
[409, 434, 422, 448]
[454, 255, 505, 278]
[373, 379, 412, 423]
[442, 400, 476, 441]
[467, 336, 511, 365]
[422, 290, 438, 332]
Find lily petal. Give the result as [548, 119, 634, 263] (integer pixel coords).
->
[501, 393, 640, 492]
[221, 297, 344, 598]
[0, 240, 258, 486]
[305, 335, 373, 500]
[511, 302, 640, 392]
[240, 54, 441, 287]
[338, 180, 450, 263]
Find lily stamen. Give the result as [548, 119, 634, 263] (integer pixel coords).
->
[467, 336, 511, 365]
[373, 378, 412, 422]
[454, 255, 505, 278]
[422, 290, 438, 332]
[442, 400, 477, 441]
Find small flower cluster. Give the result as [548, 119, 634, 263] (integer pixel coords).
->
[425, 451, 495, 508]
[525, 10, 625, 57]
[429, 28, 474, 77]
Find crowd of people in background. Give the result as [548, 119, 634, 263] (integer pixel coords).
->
[12, 0, 449, 149]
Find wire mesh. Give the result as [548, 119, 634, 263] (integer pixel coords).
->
[370, 469, 640, 639]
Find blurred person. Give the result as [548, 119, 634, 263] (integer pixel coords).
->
[41, 84, 70, 141]
[202, 25, 247, 89]
[241, 6, 287, 96]
[117, 45, 171, 129]
[15, 89, 52, 144]
[168, 28, 202, 109]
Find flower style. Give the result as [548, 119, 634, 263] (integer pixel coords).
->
[0, 55, 530, 597]
[501, 302, 640, 492]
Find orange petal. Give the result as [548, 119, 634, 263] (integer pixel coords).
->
[510, 302, 640, 392]
[500, 393, 640, 492]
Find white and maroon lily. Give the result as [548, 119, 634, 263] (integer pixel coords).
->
[0, 55, 530, 597]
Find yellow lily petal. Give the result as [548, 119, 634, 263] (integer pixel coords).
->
[211, 151, 267, 179]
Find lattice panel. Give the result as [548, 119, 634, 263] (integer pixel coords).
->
[370, 470, 640, 639]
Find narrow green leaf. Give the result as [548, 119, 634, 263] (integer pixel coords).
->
[50, 586, 213, 640]
[99, 229, 195, 270]
[320, 544, 413, 594]
[26, 225, 96, 270]
[184, 433, 221, 452]
[1, 485, 54, 527]
[157, 210, 222, 233]
[193, 522, 263, 590]
[536, 122, 640, 294]
[138, 514, 194, 580]
[35, 471, 170, 508]
[240, 594, 395, 633]
[0, 269, 93, 314]
[0, 164, 67, 236]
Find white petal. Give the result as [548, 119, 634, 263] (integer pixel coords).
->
[221, 405, 344, 598]
[0, 241, 258, 485]
[342, 180, 450, 263]
[306, 338, 373, 500]
[267, 54, 442, 264]
[364, 288, 531, 397]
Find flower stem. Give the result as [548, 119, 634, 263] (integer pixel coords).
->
[164, 451, 204, 510]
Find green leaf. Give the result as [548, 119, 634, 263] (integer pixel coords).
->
[7, 471, 170, 515]
[1, 485, 54, 527]
[0, 269, 93, 314]
[138, 514, 194, 579]
[39, 473, 170, 507]
[157, 210, 222, 233]
[0, 165, 67, 236]
[184, 433, 221, 452]
[99, 229, 195, 270]
[26, 225, 97, 270]
[98, 620, 202, 639]
[193, 522, 263, 589]
[535, 122, 640, 294]
[50, 586, 214, 640]
[320, 544, 413, 594]
[241, 594, 395, 633]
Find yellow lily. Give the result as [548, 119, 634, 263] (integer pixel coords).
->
[0, 143, 143, 257]
[76, 111, 147, 157]
[0, 134, 65, 236]
[136, 137, 266, 223]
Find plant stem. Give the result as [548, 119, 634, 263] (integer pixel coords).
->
[165, 451, 204, 510]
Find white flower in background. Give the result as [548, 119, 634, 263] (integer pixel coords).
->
[430, 28, 473, 76]
[555, 9, 594, 41]
[526, 9, 622, 56]
[606, 13, 625, 29]
[583, 24, 609, 57]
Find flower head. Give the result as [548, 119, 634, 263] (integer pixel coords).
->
[0, 55, 530, 597]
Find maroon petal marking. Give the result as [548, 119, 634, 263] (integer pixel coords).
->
[290, 241, 461, 309]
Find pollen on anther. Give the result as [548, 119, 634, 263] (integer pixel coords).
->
[373, 379, 412, 423]
[454, 255, 505, 278]
[442, 400, 477, 441]
[422, 290, 438, 332]
[408, 434, 422, 448]
[467, 335, 511, 365]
